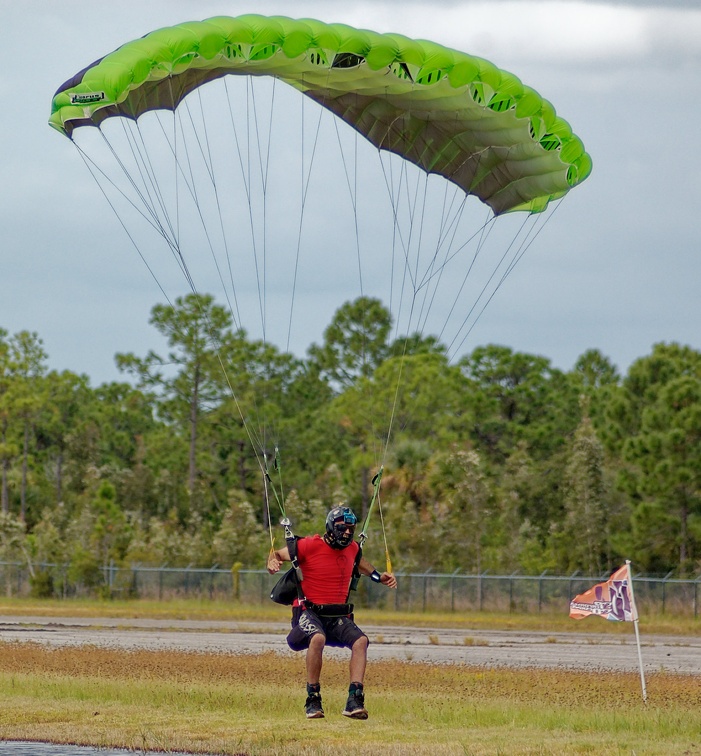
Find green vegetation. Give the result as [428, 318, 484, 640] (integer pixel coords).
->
[1, 295, 701, 593]
[0, 643, 698, 755]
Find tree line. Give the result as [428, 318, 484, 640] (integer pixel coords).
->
[1, 292, 700, 596]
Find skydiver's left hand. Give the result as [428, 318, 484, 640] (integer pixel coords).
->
[381, 572, 397, 589]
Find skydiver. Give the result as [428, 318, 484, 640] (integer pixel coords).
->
[267, 505, 397, 719]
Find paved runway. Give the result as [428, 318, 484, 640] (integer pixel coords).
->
[1, 614, 699, 674]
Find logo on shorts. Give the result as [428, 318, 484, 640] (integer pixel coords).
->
[299, 612, 319, 636]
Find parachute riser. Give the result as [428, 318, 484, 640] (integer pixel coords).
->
[358, 464, 384, 545]
[264, 446, 287, 523]
[280, 516, 304, 582]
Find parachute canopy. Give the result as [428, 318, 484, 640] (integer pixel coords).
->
[50, 14, 591, 215]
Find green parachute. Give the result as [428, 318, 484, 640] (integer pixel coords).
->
[50, 14, 591, 215]
[49, 14, 592, 558]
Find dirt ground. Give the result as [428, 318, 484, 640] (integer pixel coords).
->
[1, 614, 698, 674]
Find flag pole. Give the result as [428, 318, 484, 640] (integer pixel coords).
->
[626, 559, 647, 703]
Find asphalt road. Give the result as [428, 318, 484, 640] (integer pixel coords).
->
[1, 615, 699, 675]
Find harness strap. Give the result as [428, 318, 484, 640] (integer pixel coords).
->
[282, 520, 307, 604]
[307, 602, 354, 617]
[346, 543, 364, 600]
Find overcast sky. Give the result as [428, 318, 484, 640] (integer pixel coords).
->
[3, 0, 700, 385]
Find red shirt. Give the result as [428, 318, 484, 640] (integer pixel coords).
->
[294, 534, 359, 605]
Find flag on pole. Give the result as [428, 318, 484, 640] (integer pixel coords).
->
[569, 561, 647, 701]
[569, 564, 638, 622]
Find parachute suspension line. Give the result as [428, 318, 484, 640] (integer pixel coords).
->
[187, 86, 244, 329]
[353, 126, 362, 296]
[436, 210, 497, 347]
[379, 149, 418, 293]
[75, 134, 273, 509]
[162, 77, 275, 478]
[171, 102, 182, 271]
[446, 212, 535, 358]
[93, 126, 177, 247]
[376, 153, 413, 351]
[254, 76, 280, 471]
[417, 212, 496, 292]
[403, 163, 429, 305]
[248, 75, 277, 347]
[149, 101, 276, 485]
[332, 112, 364, 297]
[329, 99, 404, 572]
[411, 172, 446, 333]
[97, 124, 201, 299]
[285, 80, 324, 353]
[370, 123, 413, 337]
[103, 96, 280, 528]
[237, 80, 282, 522]
[177, 87, 279, 457]
[120, 117, 176, 245]
[171, 100, 242, 329]
[333, 102, 392, 464]
[374, 149, 423, 452]
[72, 140, 173, 307]
[100, 96, 216, 304]
[417, 190, 470, 336]
[499, 199, 562, 283]
[378, 146, 463, 342]
[377, 149, 433, 346]
[416, 179, 470, 298]
[449, 202, 563, 358]
[233, 76, 295, 517]
[410, 169, 447, 336]
[223, 77, 258, 331]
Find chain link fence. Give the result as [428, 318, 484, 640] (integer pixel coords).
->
[2, 562, 700, 617]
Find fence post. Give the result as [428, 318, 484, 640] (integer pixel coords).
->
[478, 572, 488, 612]
[695, 577, 700, 619]
[159, 564, 166, 601]
[422, 568, 432, 612]
[450, 568, 460, 612]
[509, 571, 519, 614]
[209, 565, 218, 600]
[231, 563, 242, 600]
[538, 570, 548, 614]
[662, 570, 674, 615]
[568, 571, 580, 609]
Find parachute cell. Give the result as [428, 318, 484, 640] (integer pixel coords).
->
[49, 14, 591, 215]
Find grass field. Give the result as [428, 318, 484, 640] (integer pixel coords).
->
[1, 598, 700, 755]
[1, 596, 700, 636]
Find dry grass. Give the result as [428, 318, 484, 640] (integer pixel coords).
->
[1, 643, 700, 755]
[2, 596, 701, 637]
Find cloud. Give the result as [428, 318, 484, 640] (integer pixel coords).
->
[4, 0, 701, 383]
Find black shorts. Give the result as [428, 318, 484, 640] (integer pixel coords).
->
[286, 606, 368, 652]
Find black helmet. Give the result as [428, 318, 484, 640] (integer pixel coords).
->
[325, 505, 357, 549]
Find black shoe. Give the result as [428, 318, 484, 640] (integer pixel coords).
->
[305, 692, 324, 719]
[342, 689, 368, 719]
